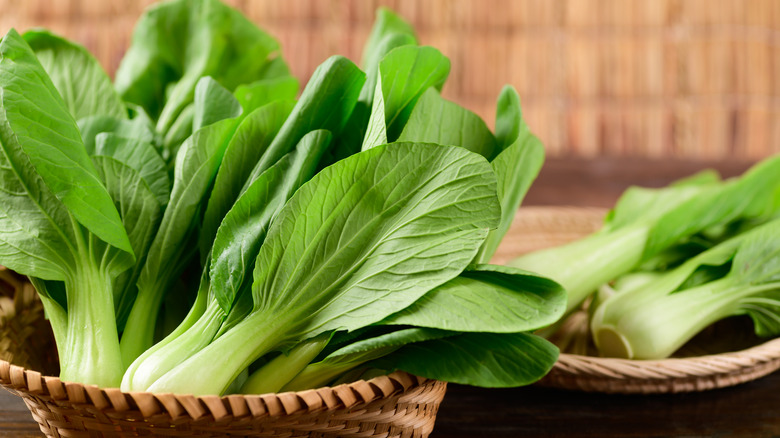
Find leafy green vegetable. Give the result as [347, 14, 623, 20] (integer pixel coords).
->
[382, 265, 565, 332]
[591, 219, 780, 359]
[114, 0, 285, 136]
[122, 130, 333, 392]
[1, 29, 132, 255]
[0, 1, 567, 397]
[143, 142, 500, 395]
[510, 156, 780, 313]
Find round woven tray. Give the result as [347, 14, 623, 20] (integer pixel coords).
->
[0, 267, 446, 437]
[500, 206, 780, 394]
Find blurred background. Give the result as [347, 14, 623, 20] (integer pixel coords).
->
[1, 0, 778, 161]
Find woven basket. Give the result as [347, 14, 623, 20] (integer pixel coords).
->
[500, 206, 780, 394]
[0, 268, 446, 437]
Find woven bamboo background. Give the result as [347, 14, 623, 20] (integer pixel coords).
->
[1, 0, 779, 160]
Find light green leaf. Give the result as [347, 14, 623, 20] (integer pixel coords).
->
[360, 7, 417, 70]
[234, 76, 299, 113]
[494, 85, 528, 152]
[361, 77, 388, 149]
[23, 29, 127, 121]
[192, 76, 242, 131]
[367, 46, 450, 143]
[383, 264, 565, 333]
[475, 132, 544, 263]
[0, 29, 131, 254]
[78, 115, 156, 155]
[114, 0, 284, 133]
[252, 142, 499, 333]
[396, 87, 496, 158]
[94, 133, 170, 206]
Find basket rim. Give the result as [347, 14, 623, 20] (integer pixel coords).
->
[515, 206, 780, 394]
[0, 358, 432, 421]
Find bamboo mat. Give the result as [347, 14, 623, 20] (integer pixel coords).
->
[1, 0, 779, 160]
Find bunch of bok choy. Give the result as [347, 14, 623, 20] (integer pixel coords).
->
[0, 0, 566, 395]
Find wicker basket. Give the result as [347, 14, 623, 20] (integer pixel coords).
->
[500, 206, 780, 394]
[0, 268, 446, 437]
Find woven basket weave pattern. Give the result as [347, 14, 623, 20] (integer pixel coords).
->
[2, 0, 779, 160]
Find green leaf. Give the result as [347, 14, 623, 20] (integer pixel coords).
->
[494, 85, 528, 152]
[251, 142, 499, 334]
[234, 76, 299, 113]
[242, 56, 365, 186]
[382, 264, 565, 333]
[364, 46, 450, 144]
[198, 100, 295, 258]
[78, 115, 156, 155]
[0, 114, 75, 280]
[326, 9, 415, 166]
[361, 78, 388, 149]
[114, 0, 284, 133]
[396, 87, 496, 158]
[210, 130, 332, 312]
[0, 29, 132, 254]
[375, 332, 559, 387]
[360, 7, 417, 70]
[94, 133, 171, 206]
[23, 29, 127, 121]
[475, 132, 544, 263]
[192, 76, 242, 131]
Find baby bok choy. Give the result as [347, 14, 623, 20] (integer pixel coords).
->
[0, 30, 146, 387]
[134, 141, 505, 396]
[590, 218, 780, 359]
[510, 156, 780, 314]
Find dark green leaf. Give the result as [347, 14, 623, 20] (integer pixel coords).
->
[242, 56, 365, 186]
[375, 332, 559, 387]
[198, 100, 295, 258]
[210, 130, 332, 312]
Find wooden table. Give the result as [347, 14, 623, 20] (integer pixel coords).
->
[1, 157, 773, 437]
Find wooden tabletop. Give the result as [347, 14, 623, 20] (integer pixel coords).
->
[1, 156, 771, 437]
